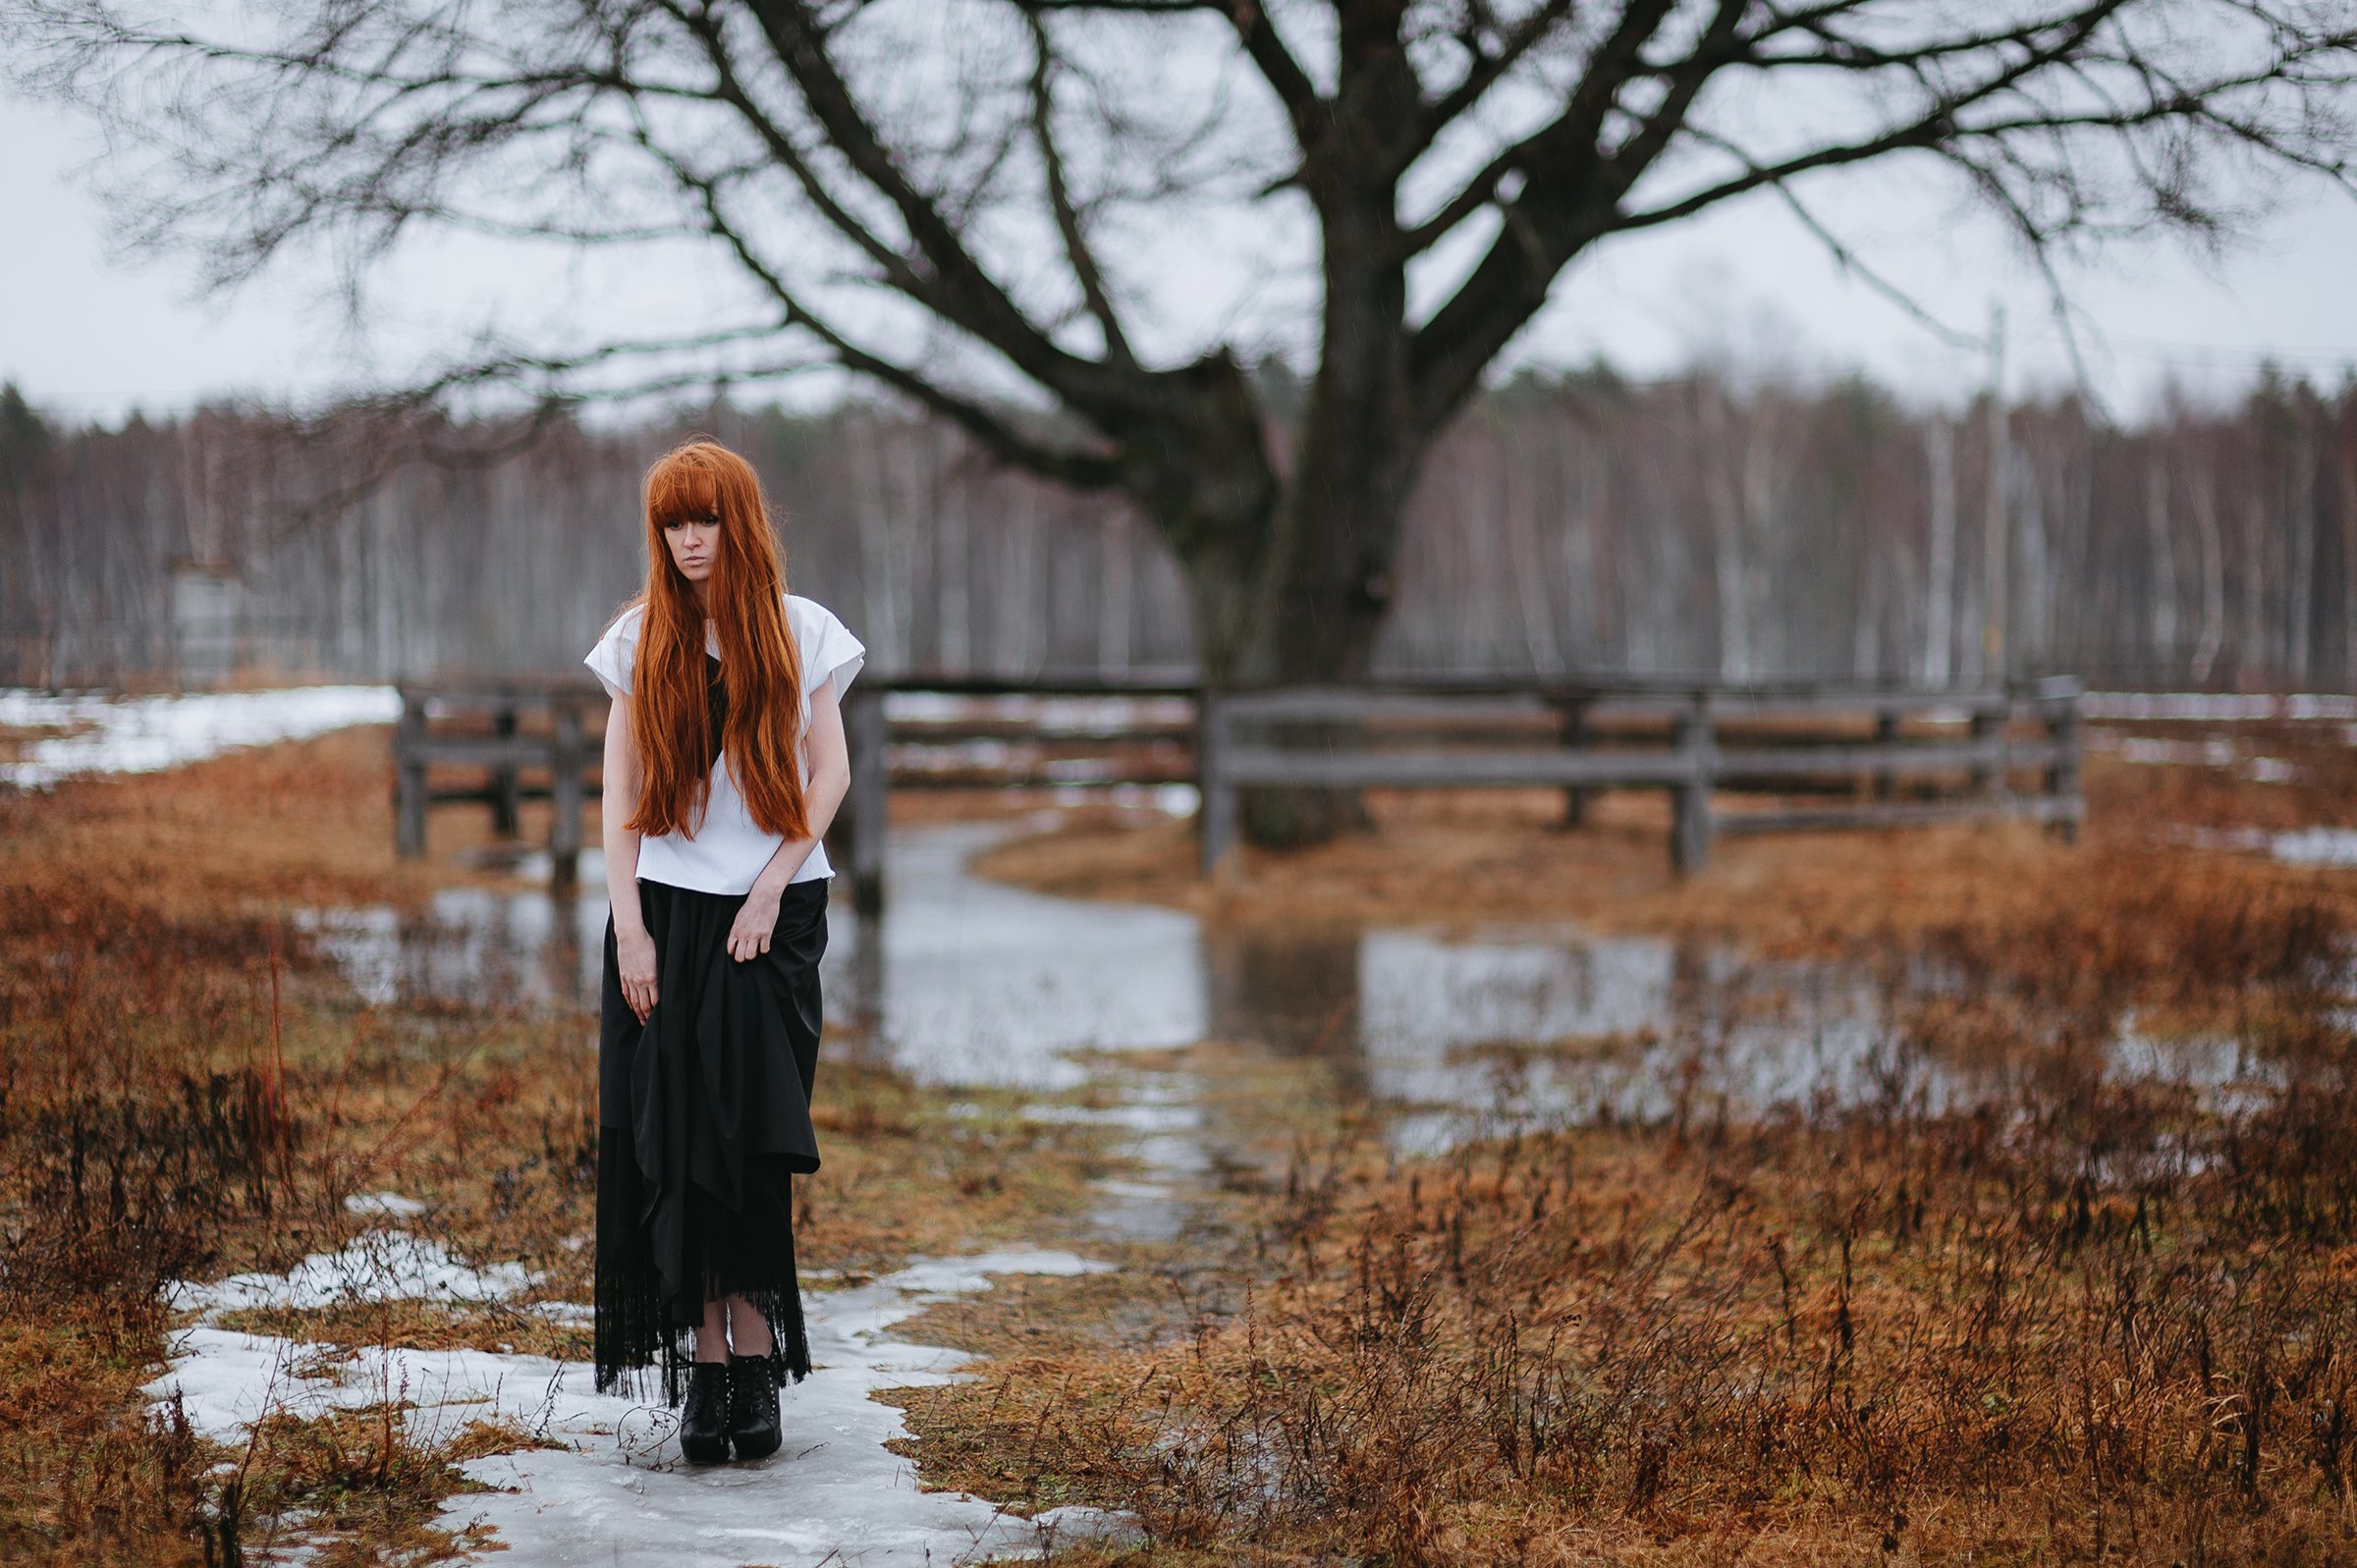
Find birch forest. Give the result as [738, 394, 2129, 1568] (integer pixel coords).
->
[4, 366, 2353, 692]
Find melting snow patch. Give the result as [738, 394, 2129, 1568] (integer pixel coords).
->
[0, 685, 399, 787]
[2085, 692, 2357, 723]
[168, 1229, 536, 1318]
[149, 1243, 1132, 1566]
[2270, 828, 2357, 868]
[345, 1191, 429, 1218]
[2170, 825, 2357, 869]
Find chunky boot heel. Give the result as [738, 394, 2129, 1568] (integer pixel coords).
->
[679, 1363, 731, 1465]
[727, 1353, 782, 1462]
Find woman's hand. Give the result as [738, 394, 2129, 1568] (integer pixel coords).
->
[728, 881, 785, 962]
[617, 924, 659, 1022]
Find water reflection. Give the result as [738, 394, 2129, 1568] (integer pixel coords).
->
[302, 818, 2269, 1155]
[301, 858, 603, 1012]
[299, 822, 1897, 1127]
[823, 820, 1205, 1090]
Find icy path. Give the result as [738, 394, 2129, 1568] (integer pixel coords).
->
[0, 685, 400, 787]
[151, 1229, 1132, 1566]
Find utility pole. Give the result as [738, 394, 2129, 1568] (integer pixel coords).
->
[1982, 301, 2009, 682]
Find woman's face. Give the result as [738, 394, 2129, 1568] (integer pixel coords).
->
[663, 512, 720, 591]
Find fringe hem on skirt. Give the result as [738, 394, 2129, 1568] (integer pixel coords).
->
[593, 1128, 813, 1405]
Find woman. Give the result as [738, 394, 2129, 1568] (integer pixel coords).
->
[582, 438, 864, 1466]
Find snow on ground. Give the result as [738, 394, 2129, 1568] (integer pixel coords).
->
[166, 1228, 538, 1322]
[147, 1224, 1132, 1566]
[2271, 828, 2357, 867]
[0, 685, 399, 787]
[2083, 692, 2357, 722]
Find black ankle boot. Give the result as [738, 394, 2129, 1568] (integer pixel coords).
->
[679, 1362, 731, 1465]
[727, 1353, 781, 1462]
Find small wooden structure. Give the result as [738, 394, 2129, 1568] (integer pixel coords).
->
[394, 671, 2085, 903]
[394, 679, 599, 878]
[1197, 675, 2085, 876]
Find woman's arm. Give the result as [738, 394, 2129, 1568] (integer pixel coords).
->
[602, 694, 660, 1020]
[725, 678, 853, 962]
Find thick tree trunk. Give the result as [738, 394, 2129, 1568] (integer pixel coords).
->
[1175, 461, 1419, 847]
[1161, 179, 1422, 848]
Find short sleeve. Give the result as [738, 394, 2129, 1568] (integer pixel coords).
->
[583, 607, 643, 700]
[793, 597, 866, 702]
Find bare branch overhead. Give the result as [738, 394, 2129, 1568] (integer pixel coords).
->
[10, 0, 2354, 691]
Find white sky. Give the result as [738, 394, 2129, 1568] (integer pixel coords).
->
[5, 75, 2355, 430]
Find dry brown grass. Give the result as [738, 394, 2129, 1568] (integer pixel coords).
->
[897, 734, 2357, 1565]
[0, 727, 1124, 1563]
[202, 1401, 555, 1568]
[918, 1072, 2357, 1564]
[976, 743, 2357, 961]
[17, 712, 2357, 1563]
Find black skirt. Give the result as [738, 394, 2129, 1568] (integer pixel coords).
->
[593, 875, 830, 1405]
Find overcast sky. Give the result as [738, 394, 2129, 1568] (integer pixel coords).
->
[6, 75, 2356, 430]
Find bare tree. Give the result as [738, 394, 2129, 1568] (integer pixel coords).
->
[11, 0, 2357, 834]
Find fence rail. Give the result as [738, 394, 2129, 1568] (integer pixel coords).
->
[391, 675, 1193, 905]
[393, 672, 2087, 904]
[1197, 676, 2086, 877]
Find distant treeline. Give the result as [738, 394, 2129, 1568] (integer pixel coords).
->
[3, 367, 2353, 690]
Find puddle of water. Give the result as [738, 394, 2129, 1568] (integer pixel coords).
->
[300, 812, 2314, 1237]
[301, 854, 612, 1012]
[825, 820, 1207, 1089]
[306, 820, 1215, 1083]
[0, 685, 399, 787]
[297, 818, 2143, 1137]
[1022, 1078, 1213, 1242]
[149, 1225, 1133, 1566]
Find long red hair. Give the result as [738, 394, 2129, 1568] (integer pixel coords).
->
[616, 439, 808, 840]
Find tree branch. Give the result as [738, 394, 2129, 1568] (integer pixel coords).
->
[1404, 0, 1714, 431]
[740, 0, 1138, 417]
[1411, 0, 1576, 153]
[1027, 12, 1137, 367]
[628, 108, 1126, 490]
[1212, 0, 1326, 146]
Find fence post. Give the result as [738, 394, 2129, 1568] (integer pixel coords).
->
[1969, 702, 2009, 803]
[490, 700, 521, 838]
[549, 696, 584, 885]
[395, 688, 428, 859]
[2045, 687, 2083, 842]
[1198, 689, 1236, 878]
[844, 684, 890, 914]
[1871, 707, 1899, 800]
[1671, 693, 1712, 876]
[1556, 696, 1591, 828]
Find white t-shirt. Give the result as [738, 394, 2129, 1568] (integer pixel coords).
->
[583, 593, 866, 894]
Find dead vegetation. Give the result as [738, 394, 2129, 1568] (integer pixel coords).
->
[0, 728, 1122, 1564]
[12, 712, 2357, 1563]
[974, 738, 2357, 961]
[900, 741, 2357, 1565]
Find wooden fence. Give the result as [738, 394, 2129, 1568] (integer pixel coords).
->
[394, 672, 2085, 901]
[1198, 676, 2086, 876]
[393, 678, 598, 876]
[392, 672, 1196, 906]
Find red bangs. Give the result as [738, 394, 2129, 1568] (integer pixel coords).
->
[644, 455, 722, 526]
